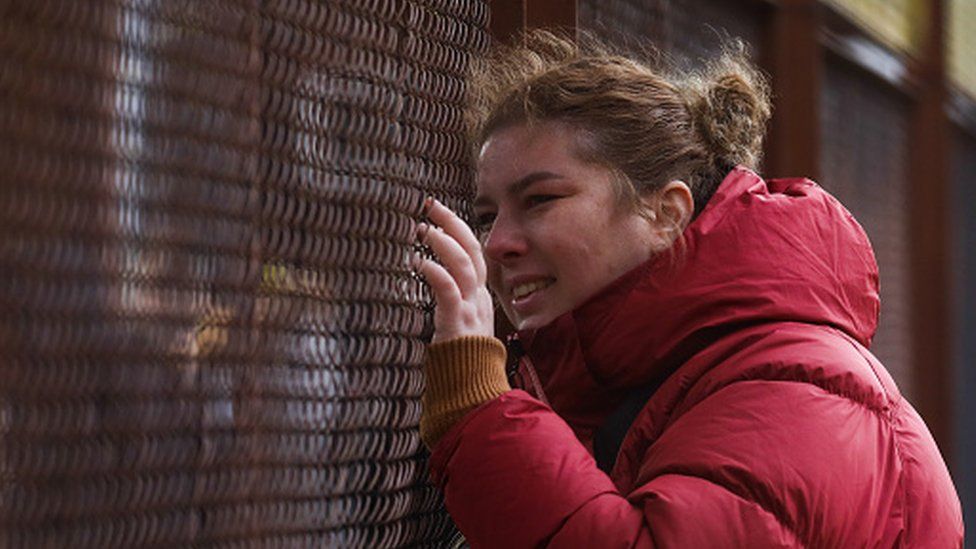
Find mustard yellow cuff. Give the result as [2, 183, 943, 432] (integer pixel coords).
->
[420, 336, 511, 448]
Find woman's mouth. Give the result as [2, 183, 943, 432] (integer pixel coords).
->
[512, 278, 555, 304]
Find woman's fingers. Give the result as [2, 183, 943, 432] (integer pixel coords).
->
[418, 221, 480, 298]
[417, 256, 493, 343]
[415, 197, 494, 343]
[417, 256, 462, 308]
[425, 199, 487, 284]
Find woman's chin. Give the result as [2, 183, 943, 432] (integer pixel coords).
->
[499, 296, 567, 332]
[512, 310, 558, 332]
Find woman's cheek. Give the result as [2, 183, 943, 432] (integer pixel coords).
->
[485, 269, 504, 299]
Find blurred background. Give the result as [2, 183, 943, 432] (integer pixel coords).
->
[0, 0, 971, 546]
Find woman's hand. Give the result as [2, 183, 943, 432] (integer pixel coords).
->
[416, 198, 494, 343]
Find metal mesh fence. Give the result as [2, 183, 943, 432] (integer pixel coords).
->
[819, 57, 914, 397]
[0, 0, 488, 546]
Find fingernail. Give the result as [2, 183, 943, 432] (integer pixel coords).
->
[412, 251, 423, 270]
[422, 196, 435, 217]
[416, 222, 430, 243]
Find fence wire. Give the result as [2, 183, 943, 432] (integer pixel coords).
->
[0, 0, 488, 546]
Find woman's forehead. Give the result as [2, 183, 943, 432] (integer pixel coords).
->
[477, 124, 584, 181]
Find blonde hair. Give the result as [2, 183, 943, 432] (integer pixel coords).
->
[466, 30, 771, 217]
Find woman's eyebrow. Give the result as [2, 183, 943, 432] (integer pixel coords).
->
[474, 171, 564, 209]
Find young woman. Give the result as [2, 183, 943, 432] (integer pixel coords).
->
[415, 31, 963, 547]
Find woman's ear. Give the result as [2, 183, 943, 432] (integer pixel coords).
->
[658, 180, 694, 233]
[639, 180, 694, 245]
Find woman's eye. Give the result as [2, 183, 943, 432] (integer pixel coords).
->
[526, 195, 558, 207]
[474, 212, 496, 229]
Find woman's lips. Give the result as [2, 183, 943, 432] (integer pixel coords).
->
[511, 278, 555, 311]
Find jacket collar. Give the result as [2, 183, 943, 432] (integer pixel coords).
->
[513, 167, 880, 441]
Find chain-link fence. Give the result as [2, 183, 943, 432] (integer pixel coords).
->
[0, 0, 488, 545]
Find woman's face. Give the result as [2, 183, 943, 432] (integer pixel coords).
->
[474, 122, 659, 330]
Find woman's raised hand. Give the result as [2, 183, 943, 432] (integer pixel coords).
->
[416, 198, 494, 343]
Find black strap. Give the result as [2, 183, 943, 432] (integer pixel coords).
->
[507, 334, 661, 474]
[593, 381, 661, 474]
[504, 335, 525, 384]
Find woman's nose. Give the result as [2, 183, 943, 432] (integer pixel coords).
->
[482, 215, 529, 262]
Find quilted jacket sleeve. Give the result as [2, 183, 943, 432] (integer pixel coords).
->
[429, 388, 801, 548]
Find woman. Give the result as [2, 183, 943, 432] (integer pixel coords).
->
[415, 31, 963, 547]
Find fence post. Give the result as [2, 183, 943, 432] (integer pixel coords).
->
[764, 0, 821, 180]
[909, 0, 953, 461]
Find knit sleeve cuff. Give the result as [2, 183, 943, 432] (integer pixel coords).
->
[420, 336, 511, 448]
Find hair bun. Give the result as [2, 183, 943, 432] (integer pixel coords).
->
[687, 45, 771, 169]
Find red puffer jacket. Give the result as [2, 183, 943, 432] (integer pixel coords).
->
[429, 167, 963, 547]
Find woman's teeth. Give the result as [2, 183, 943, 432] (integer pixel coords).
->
[512, 279, 554, 300]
